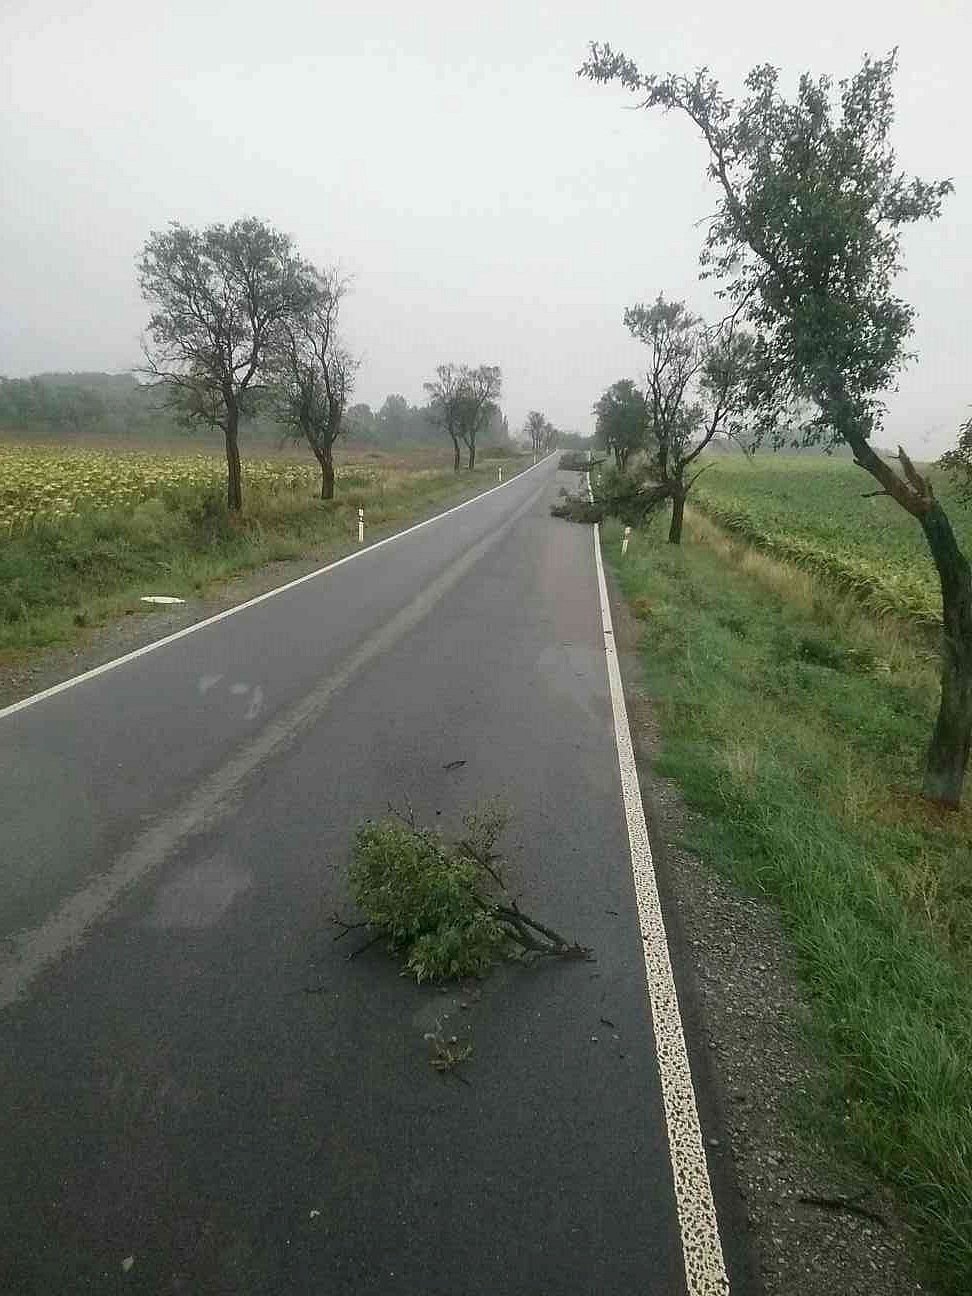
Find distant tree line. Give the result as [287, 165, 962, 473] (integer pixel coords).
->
[0, 373, 172, 440]
[0, 371, 516, 458]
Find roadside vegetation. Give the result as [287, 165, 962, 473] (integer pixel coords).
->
[0, 444, 528, 656]
[601, 503, 972, 1293]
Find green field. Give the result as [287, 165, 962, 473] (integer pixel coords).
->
[692, 456, 972, 627]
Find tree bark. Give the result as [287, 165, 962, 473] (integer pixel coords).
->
[668, 489, 686, 544]
[845, 427, 972, 805]
[452, 435, 461, 473]
[920, 503, 972, 806]
[315, 444, 335, 500]
[467, 439, 476, 471]
[225, 403, 243, 512]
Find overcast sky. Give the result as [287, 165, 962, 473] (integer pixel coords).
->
[2, 0, 969, 451]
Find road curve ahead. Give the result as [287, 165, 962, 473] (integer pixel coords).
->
[0, 458, 747, 1294]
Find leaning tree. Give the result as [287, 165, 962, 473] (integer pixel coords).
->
[139, 218, 314, 511]
[271, 268, 358, 500]
[581, 46, 969, 805]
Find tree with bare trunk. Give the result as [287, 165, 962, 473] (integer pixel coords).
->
[626, 297, 755, 543]
[270, 269, 358, 500]
[424, 363, 467, 472]
[457, 364, 502, 470]
[138, 218, 314, 512]
[581, 45, 968, 805]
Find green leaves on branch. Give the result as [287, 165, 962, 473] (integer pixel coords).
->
[349, 804, 590, 983]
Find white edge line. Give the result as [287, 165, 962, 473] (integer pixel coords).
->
[0, 455, 551, 722]
[592, 517, 731, 1296]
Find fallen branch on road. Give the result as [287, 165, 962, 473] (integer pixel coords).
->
[345, 801, 593, 982]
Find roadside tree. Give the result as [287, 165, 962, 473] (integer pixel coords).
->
[625, 297, 755, 543]
[271, 269, 358, 500]
[458, 365, 503, 471]
[426, 364, 503, 471]
[138, 218, 313, 511]
[425, 364, 467, 472]
[524, 410, 557, 459]
[581, 47, 968, 804]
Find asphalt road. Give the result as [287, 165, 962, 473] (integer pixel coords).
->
[0, 459, 748, 1294]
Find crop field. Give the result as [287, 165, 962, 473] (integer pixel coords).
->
[692, 456, 972, 627]
[0, 443, 432, 533]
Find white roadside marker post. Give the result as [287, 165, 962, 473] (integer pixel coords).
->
[498, 466, 503, 482]
[622, 526, 632, 556]
[357, 508, 364, 544]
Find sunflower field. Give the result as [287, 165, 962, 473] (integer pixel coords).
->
[0, 444, 389, 533]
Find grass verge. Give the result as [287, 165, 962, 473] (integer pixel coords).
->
[0, 454, 529, 658]
[601, 510, 972, 1294]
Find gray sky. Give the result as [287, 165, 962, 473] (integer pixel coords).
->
[2, 0, 969, 451]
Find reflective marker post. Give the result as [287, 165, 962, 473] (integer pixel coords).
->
[621, 526, 632, 556]
[358, 508, 364, 544]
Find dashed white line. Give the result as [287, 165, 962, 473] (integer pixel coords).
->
[593, 522, 731, 1296]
